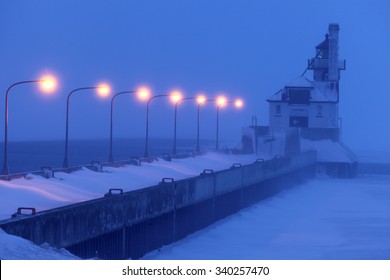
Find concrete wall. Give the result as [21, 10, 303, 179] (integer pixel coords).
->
[0, 151, 316, 259]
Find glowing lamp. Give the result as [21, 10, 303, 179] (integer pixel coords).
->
[196, 95, 206, 104]
[97, 83, 111, 98]
[170, 90, 183, 104]
[234, 99, 244, 108]
[137, 86, 151, 101]
[216, 96, 227, 107]
[39, 75, 57, 93]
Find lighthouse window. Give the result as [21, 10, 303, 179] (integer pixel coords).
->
[317, 105, 323, 117]
[288, 89, 310, 104]
[318, 49, 329, 59]
[275, 105, 281, 116]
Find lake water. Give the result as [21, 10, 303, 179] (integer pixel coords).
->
[1, 139, 387, 175]
[0, 138, 213, 174]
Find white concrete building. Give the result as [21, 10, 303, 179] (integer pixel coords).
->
[246, 24, 358, 177]
[268, 24, 345, 136]
[267, 76, 340, 132]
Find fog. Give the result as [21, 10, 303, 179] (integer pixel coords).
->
[0, 0, 389, 152]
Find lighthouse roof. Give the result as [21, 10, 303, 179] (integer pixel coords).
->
[285, 76, 314, 88]
[316, 34, 329, 49]
[267, 76, 335, 102]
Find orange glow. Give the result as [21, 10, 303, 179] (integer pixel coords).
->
[97, 83, 111, 98]
[137, 86, 151, 101]
[169, 90, 183, 104]
[234, 99, 244, 108]
[39, 74, 57, 94]
[216, 96, 227, 107]
[196, 94, 206, 104]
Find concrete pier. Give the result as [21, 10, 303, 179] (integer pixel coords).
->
[0, 151, 316, 259]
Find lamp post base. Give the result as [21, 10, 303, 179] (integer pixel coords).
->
[2, 162, 9, 176]
[63, 158, 69, 169]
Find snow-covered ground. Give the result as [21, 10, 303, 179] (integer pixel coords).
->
[0, 152, 259, 221]
[145, 174, 390, 260]
[0, 228, 79, 260]
[1, 152, 390, 260]
[0, 152, 259, 259]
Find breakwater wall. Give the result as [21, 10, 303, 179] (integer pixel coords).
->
[0, 151, 316, 259]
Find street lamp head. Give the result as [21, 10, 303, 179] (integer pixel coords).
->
[196, 94, 207, 105]
[97, 83, 111, 98]
[137, 86, 151, 101]
[216, 95, 227, 107]
[170, 90, 183, 104]
[39, 74, 57, 94]
[234, 99, 244, 108]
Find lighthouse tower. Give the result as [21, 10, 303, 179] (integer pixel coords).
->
[258, 23, 358, 177]
[307, 23, 345, 123]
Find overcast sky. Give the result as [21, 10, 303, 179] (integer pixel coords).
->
[0, 0, 389, 152]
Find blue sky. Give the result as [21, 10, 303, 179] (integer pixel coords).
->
[0, 0, 389, 152]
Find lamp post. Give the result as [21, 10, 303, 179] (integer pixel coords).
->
[108, 90, 140, 162]
[216, 105, 220, 150]
[2, 79, 56, 176]
[215, 96, 227, 150]
[215, 98, 244, 151]
[63, 85, 110, 169]
[144, 91, 182, 158]
[196, 97, 213, 153]
[144, 94, 169, 158]
[173, 97, 196, 155]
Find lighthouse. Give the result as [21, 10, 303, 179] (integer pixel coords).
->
[249, 23, 358, 177]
